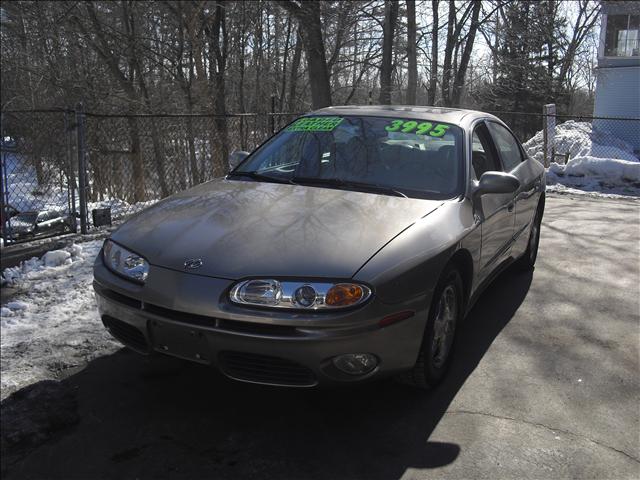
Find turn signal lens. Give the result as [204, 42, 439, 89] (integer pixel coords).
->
[325, 284, 365, 307]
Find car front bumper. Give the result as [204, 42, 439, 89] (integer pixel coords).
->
[93, 257, 429, 387]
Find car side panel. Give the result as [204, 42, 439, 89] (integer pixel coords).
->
[353, 199, 478, 305]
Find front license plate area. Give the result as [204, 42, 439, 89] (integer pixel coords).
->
[149, 320, 211, 365]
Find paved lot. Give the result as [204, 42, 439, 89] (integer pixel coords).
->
[2, 193, 639, 479]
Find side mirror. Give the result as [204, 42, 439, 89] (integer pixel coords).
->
[475, 171, 520, 196]
[228, 151, 249, 170]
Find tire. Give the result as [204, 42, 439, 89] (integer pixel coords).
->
[515, 204, 542, 271]
[397, 265, 463, 389]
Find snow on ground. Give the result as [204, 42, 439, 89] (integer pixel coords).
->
[523, 121, 640, 197]
[1, 240, 119, 399]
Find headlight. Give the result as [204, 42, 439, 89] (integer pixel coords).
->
[102, 239, 149, 283]
[229, 280, 371, 310]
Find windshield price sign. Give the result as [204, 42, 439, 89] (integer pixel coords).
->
[286, 117, 344, 132]
[385, 120, 450, 137]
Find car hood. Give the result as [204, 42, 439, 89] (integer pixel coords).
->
[111, 179, 443, 279]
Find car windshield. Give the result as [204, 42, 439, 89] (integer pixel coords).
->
[11, 212, 37, 226]
[232, 115, 464, 199]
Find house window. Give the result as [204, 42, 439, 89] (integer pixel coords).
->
[605, 14, 640, 57]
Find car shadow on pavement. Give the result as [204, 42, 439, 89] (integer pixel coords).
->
[1, 266, 533, 480]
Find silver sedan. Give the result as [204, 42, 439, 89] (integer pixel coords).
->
[93, 106, 545, 388]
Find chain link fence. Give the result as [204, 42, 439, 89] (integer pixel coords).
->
[1, 109, 298, 245]
[488, 110, 640, 166]
[2, 108, 639, 246]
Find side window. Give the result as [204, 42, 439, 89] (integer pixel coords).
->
[471, 123, 502, 180]
[486, 122, 524, 171]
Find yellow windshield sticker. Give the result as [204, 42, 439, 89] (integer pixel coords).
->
[286, 117, 344, 132]
[385, 120, 450, 137]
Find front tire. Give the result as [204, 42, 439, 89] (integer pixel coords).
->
[515, 205, 542, 271]
[398, 265, 463, 389]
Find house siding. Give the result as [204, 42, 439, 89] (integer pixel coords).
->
[593, 66, 640, 151]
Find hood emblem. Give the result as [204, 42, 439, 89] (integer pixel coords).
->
[184, 258, 203, 270]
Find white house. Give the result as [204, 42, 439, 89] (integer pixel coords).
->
[593, 0, 640, 152]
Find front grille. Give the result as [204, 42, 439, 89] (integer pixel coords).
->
[94, 284, 142, 309]
[102, 315, 149, 353]
[216, 318, 299, 337]
[144, 303, 215, 327]
[218, 351, 317, 387]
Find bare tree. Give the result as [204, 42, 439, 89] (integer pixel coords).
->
[406, 0, 417, 104]
[427, 0, 439, 105]
[277, 0, 332, 108]
[379, 0, 399, 104]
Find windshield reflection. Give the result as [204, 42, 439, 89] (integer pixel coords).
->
[232, 115, 464, 200]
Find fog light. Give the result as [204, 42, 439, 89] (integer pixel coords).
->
[332, 353, 378, 375]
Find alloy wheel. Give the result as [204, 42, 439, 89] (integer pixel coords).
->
[431, 284, 457, 369]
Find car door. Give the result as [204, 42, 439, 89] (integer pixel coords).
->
[471, 121, 516, 278]
[486, 121, 540, 250]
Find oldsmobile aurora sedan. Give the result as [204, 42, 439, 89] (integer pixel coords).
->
[93, 106, 545, 388]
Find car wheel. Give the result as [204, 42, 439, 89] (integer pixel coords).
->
[397, 265, 463, 389]
[516, 205, 542, 271]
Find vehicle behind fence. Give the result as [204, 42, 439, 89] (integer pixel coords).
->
[1, 107, 639, 246]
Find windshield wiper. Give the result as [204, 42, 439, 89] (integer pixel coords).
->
[227, 171, 291, 184]
[292, 177, 408, 198]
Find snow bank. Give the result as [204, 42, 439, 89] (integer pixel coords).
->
[42, 250, 72, 267]
[524, 121, 638, 163]
[1, 240, 119, 398]
[523, 121, 640, 196]
[557, 156, 640, 183]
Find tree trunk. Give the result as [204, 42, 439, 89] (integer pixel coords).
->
[127, 117, 145, 202]
[279, 17, 292, 112]
[441, 0, 457, 106]
[208, 1, 229, 177]
[379, 0, 399, 104]
[427, 0, 439, 105]
[288, 29, 303, 111]
[451, 0, 481, 106]
[406, 0, 417, 105]
[278, 1, 332, 109]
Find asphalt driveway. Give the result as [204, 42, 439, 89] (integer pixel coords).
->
[2, 193, 639, 479]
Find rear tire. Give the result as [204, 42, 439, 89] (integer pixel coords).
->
[397, 265, 463, 389]
[516, 205, 542, 271]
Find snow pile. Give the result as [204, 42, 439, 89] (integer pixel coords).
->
[42, 250, 72, 267]
[1, 240, 119, 398]
[523, 121, 640, 196]
[2, 245, 85, 287]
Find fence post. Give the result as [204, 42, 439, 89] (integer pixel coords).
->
[542, 103, 556, 167]
[0, 112, 8, 246]
[76, 103, 89, 234]
[64, 110, 77, 218]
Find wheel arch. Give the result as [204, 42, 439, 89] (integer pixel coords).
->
[446, 248, 473, 312]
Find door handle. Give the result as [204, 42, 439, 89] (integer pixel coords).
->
[507, 202, 514, 213]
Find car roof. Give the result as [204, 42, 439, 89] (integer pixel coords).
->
[308, 105, 499, 125]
